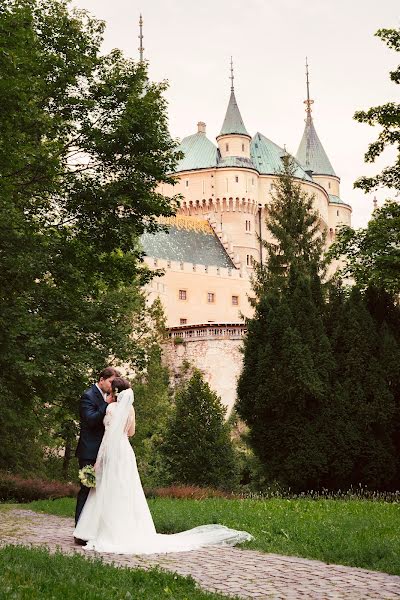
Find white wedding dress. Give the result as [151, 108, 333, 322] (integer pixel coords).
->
[74, 389, 253, 554]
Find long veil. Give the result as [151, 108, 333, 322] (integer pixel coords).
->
[93, 389, 137, 540]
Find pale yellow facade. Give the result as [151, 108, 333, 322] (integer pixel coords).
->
[143, 65, 353, 333]
[150, 142, 351, 328]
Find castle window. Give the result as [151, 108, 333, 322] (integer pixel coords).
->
[252, 178, 254, 185]
[185, 180, 189, 187]
[232, 295, 239, 306]
[245, 220, 251, 231]
[180, 318, 187, 325]
[207, 292, 215, 303]
[178, 289, 187, 300]
[242, 143, 245, 151]
[337, 210, 339, 217]
[235, 176, 239, 183]
[246, 255, 251, 266]
[328, 182, 331, 189]
[225, 143, 229, 152]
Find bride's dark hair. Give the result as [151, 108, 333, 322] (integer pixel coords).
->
[111, 377, 131, 393]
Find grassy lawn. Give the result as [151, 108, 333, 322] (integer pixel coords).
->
[0, 545, 231, 600]
[17, 496, 400, 575]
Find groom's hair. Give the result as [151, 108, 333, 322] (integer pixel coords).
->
[112, 377, 131, 392]
[98, 366, 120, 381]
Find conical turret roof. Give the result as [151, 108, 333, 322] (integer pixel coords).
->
[296, 113, 336, 177]
[219, 89, 249, 137]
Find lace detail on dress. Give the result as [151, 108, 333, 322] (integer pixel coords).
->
[104, 402, 134, 435]
[103, 403, 115, 430]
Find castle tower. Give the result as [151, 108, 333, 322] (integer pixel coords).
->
[296, 59, 340, 197]
[216, 58, 252, 159]
[210, 60, 260, 270]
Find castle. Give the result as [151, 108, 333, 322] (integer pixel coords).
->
[141, 60, 352, 411]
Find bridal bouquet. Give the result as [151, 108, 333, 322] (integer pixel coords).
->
[78, 464, 96, 488]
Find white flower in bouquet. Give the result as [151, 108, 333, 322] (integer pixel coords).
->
[78, 464, 96, 488]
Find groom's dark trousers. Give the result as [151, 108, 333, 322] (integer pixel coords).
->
[75, 384, 108, 526]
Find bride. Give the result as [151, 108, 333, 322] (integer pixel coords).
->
[74, 377, 253, 554]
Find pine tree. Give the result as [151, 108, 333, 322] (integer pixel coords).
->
[236, 156, 333, 491]
[161, 370, 239, 490]
[325, 287, 398, 489]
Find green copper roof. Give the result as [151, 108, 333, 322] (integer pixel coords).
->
[141, 223, 235, 268]
[296, 114, 336, 177]
[251, 133, 313, 181]
[219, 90, 249, 137]
[175, 132, 217, 172]
[329, 194, 351, 208]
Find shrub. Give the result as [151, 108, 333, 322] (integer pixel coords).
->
[0, 472, 78, 502]
[161, 370, 240, 490]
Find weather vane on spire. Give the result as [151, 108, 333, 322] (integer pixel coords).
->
[304, 57, 314, 116]
[138, 14, 144, 62]
[230, 56, 234, 92]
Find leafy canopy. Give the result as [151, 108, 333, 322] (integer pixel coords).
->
[328, 201, 400, 295]
[0, 0, 180, 473]
[354, 28, 400, 192]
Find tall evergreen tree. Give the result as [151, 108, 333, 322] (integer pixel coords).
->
[324, 286, 398, 489]
[161, 370, 239, 490]
[237, 157, 333, 490]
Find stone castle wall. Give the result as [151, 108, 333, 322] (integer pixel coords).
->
[162, 325, 246, 413]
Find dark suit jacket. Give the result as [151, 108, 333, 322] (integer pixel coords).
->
[75, 384, 108, 460]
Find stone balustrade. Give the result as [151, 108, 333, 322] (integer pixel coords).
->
[167, 322, 247, 341]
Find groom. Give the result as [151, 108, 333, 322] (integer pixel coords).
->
[74, 367, 120, 535]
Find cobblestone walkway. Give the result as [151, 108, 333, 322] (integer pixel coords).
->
[1, 508, 400, 599]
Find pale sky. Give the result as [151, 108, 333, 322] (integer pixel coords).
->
[72, 0, 399, 227]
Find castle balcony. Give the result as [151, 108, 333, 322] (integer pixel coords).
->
[167, 322, 247, 342]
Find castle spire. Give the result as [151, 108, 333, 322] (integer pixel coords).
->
[138, 14, 144, 62]
[304, 57, 314, 119]
[230, 56, 234, 92]
[295, 58, 336, 177]
[218, 58, 249, 137]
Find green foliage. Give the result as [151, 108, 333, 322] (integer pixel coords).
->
[20, 496, 400, 575]
[133, 342, 173, 488]
[0, 546, 227, 600]
[237, 154, 400, 491]
[237, 157, 333, 490]
[161, 370, 239, 490]
[253, 155, 325, 297]
[0, 1, 180, 473]
[327, 201, 400, 295]
[323, 284, 400, 489]
[353, 28, 400, 192]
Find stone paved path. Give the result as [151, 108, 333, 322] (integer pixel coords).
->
[1, 509, 400, 599]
